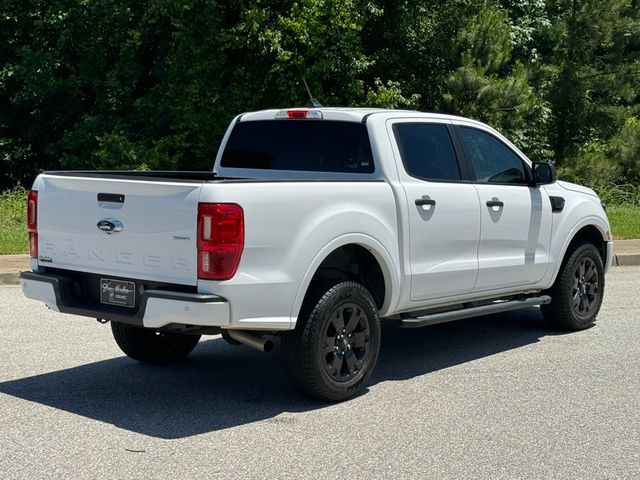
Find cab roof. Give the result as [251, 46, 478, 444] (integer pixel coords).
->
[237, 107, 486, 127]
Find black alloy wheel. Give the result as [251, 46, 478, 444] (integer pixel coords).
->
[322, 302, 372, 383]
[541, 241, 605, 330]
[571, 256, 600, 319]
[281, 281, 381, 402]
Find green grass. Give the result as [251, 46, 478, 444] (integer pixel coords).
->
[0, 187, 28, 254]
[607, 204, 640, 240]
[585, 183, 640, 239]
[594, 183, 640, 207]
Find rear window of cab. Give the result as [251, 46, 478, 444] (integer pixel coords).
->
[221, 120, 375, 174]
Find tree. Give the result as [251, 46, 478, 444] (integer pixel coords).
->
[442, 3, 550, 158]
[363, 0, 473, 111]
[541, 0, 640, 163]
[0, 0, 378, 188]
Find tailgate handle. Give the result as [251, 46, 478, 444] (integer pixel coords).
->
[97, 193, 125, 203]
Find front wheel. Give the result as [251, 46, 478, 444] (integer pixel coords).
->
[111, 322, 201, 364]
[281, 281, 381, 402]
[541, 241, 605, 330]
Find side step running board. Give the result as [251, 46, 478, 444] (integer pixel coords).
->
[399, 295, 551, 328]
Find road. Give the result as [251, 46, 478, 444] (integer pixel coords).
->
[1, 267, 639, 479]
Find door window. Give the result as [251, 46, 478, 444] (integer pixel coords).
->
[393, 124, 461, 181]
[458, 127, 527, 184]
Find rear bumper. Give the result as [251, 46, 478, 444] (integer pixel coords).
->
[20, 271, 230, 329]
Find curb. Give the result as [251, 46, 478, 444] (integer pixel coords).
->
[615, 254, 640, 266]
[0, 272, 20, 286]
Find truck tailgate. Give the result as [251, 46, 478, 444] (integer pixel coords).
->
[36, 174, 202, 286]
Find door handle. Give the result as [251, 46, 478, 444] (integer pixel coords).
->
[486, 199, 504, 208]
[415, 198, 436, 207]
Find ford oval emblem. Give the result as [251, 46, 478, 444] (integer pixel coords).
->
[97, 218, 123, 234]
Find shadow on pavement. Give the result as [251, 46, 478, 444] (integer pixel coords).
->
[0, 307, 558, 439]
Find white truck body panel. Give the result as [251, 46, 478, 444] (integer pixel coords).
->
[473, 182, 553, 290]
[33, 174, 201, 286]
[196, 181, 400, 329]
[541, 180, 612, 285]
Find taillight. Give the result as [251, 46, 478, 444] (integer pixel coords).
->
[197, 203, 244, 280]
[27, 190, 38, 258]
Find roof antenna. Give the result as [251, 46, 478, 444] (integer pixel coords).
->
[303, 78, 323, 108]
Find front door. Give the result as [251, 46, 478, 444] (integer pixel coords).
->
[455, 125, 553, 291]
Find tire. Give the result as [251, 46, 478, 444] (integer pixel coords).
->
[541, 241, 605, 330]
[281, 281, 381, 402]
[111, 322, 201, 364]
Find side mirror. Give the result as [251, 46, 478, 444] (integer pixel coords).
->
[532, 162, 556, 185]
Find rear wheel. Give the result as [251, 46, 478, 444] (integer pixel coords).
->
[111, 322, 200, 364]
[541, 242, 605, 330]
[281, 281, 381, 402]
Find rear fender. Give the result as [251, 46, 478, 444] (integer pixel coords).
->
[290, 234, 400, 325]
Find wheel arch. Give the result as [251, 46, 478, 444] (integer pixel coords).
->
[290, 234, 400, 325]
[550, 220, 609, 286]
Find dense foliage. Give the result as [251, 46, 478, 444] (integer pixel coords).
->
[1, 0, 639, 191]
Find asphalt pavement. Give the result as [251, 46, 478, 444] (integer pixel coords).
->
[1, 267, 639, 479]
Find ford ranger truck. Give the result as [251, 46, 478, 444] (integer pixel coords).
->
[21, 108, 613, 401]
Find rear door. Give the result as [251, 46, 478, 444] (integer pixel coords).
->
[455, 125, 553, 291]
[389, 120, 481, 301]
[37, 174, 202, 285]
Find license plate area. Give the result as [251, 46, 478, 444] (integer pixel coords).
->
[100, 278, 136, 308]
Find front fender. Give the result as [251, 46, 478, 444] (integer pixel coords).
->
[543, 189, 611, 287]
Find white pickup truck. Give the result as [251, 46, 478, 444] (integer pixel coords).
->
[21, 107, 613, 401]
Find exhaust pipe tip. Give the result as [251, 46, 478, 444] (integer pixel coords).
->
[227, 330, 273, 353]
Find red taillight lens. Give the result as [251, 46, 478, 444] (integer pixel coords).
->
[27, 190, 38, 258]
[198, 203, 244, 280]
[287, 109, 308, 119]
